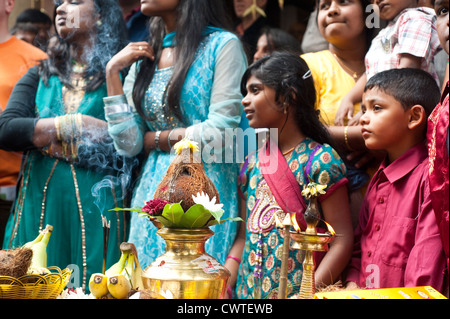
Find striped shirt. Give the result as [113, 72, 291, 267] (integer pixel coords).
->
[365, 7, 442, 83]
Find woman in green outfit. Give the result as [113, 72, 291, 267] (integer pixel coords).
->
[0, 0, 130, 291]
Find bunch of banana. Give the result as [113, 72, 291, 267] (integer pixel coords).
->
[24, 225, 53, 275]
[89, 242, 144, 299]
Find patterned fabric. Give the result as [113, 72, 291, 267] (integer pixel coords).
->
[427, 82, 449, 265]
[123, 30, 248, 268]
[236, 138, 347, 299]
[365, 7, 441, 83]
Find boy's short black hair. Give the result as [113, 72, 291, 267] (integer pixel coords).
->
[364, 68, 441, 117]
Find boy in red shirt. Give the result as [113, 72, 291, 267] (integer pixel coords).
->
[345, 68, 446, 292]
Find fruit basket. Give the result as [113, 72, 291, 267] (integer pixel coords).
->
[0, 266, 72, 299]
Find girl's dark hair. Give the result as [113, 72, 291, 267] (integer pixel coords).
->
[40, 0, 128, 92]
[316, 0, 376, 52]
[241, 51, 334, 147]
[259, 27, 302, 55]
[132, 0, 233, 124]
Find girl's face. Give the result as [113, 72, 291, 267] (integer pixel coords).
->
[141, 0, 179, 16]
[373, 0, 418, 20]
[435, 0, 449, 54]
[242, 75, 286, 129]
[253, 34, 272, 62]
[317, 0, 366, 45]
[55, 0, 98, 40]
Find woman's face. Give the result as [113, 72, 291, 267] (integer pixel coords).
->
[317, 0, 366, 45]
[55, 0, 98, 40]
[253, 34, 272, 62]
[140, 0, 179, 16]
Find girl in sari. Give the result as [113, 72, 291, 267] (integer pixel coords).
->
[0, 0, 129, 291]
[226, 52, 353, 299]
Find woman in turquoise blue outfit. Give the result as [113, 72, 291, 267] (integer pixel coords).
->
[225, 52, 354, 299]
[104, 0, 248, 268]
[0, 0, 129, 291]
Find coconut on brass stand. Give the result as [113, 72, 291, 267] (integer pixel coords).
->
[120, 138, 242, 299]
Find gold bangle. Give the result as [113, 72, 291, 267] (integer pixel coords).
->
[55, 117, 62, 141]
[344, 126, 354, 151]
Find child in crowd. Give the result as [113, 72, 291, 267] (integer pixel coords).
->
[345, 68, 446, 291]
[427, 0, 449, 292]
[225, 52, 354, 299]
[335, 0, 442, 125]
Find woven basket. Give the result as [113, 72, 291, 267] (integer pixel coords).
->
[0, 266, 72, 299]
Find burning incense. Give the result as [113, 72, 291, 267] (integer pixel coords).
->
[102, 216, 110, 274]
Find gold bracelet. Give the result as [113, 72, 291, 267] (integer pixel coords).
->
[54, 117, 62, 141]
[344, 126, 354, 151]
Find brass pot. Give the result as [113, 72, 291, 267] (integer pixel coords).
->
[142, 227, 230, 299]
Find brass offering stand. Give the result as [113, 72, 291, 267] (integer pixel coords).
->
[277, 194, 335, 299]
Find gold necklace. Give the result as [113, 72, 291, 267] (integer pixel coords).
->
[62, 76, 86, 113]
[282, 146, 296, 156]
[333, 53, 364, 80]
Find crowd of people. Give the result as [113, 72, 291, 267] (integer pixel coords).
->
[0, 0, 448, 298]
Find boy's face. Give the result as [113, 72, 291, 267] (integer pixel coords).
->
[360, 88, 412, 154]
[435, 0, 449, 54]
[373, 0, 418, 20]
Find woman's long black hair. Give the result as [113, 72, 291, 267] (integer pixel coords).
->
[40, 0, 128, 92]
[132, 0, 233, 124]
[240, 51, 334, 148]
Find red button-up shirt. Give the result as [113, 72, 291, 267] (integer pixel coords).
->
[345, 142, 446, 291]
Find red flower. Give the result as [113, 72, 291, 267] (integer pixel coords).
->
[142, 198, 170, 216]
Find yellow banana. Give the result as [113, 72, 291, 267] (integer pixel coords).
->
[27, 225, 52, 275]
[105, 249, 129, 277]
[123, 253, 135, 286]
[107, 274, 131, 299]
[89, 273, 109, 298]
[119, 242, 144, 290]
[23, 230, 44, 249]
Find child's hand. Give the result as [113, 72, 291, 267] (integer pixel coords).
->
[334, 97, 355, 126]
[345, 281, 360, 290]
[348, 111, 362, 126]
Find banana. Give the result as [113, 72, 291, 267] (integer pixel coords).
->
[107, 274, 131, 299]
[23, 230, 44, 249]
[129, 244, 144, 290]
[122, 252, 135, 285]
[105, 249, 129, 277]
[27, 225, 53, 275]
[89, 273, 109, 298]
[119, 242, 144, 290]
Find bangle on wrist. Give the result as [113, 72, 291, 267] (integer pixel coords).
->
[154, 130, 161, 151]
[167, 128, 178, 150]
[226, 256, 241, 264]
[344, 125, 354, 152]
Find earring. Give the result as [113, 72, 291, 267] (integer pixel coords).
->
[96, 20, 102, 27]
[283, 102, 288, 114]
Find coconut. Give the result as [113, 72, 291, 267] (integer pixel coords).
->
[0, 247, 33, 280]
[154, 141, 219, 212]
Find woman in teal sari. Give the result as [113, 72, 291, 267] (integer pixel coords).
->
[0, 0, 129, 291]
[104, 0, 248, 268]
